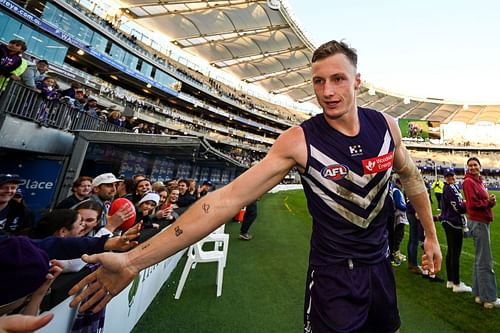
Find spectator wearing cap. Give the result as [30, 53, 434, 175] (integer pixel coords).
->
[197, 180, 213, 198]
[135, 192, 160, 229]
[0, 174, 34, 236]
[55, 176, 93, 209]
[440, 171, 471, 293]
[0, 236, 63, 317]
[90, 173, 134, 234]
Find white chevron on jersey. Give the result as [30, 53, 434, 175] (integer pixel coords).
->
[303, 176, 390, 229]
[310, 130, 393, 187]
[307, 165, 392, 209]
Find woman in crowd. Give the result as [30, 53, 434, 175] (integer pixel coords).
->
[108, 110, 123, 127]
[33, 209, 85, 239]
[463, 157, 499, 308]
[155, 189, 177, 226]
[165, 188, 182, 216]
[440, 171, 471, 293]
[133, 178, 152, 203]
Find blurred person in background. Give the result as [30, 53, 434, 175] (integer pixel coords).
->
[0, 174, 34, 236]
[56, 176, 93, 209]
[439, 171, 471, 293]
[432, 176, 445, 210]
[21, 59, 49, 90]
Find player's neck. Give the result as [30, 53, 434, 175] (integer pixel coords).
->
[324, 107, 359, 136]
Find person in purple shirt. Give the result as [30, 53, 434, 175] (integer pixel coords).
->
[0, 40, 26, 79]
[439, 171, 471, 293]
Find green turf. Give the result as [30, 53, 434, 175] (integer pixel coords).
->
[133, 190, 500, 332]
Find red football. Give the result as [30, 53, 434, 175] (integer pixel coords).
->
[109, 198, 136, 231]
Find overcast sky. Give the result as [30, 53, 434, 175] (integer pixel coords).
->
[286, 0, 500, 104]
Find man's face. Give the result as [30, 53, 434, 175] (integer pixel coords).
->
[312, 53, 360, 121]
[93, 183, 116, 201]
[0, 182, 18, 204]
[178, 182, 187, 194]
[37, 62, 48, 73]
[75, 180, 92, 197]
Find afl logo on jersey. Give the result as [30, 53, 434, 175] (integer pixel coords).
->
[321, 164, 349, 181]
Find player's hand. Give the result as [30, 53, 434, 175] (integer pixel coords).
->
[421, 237, 442, 275]
[68, 252, 137, 313]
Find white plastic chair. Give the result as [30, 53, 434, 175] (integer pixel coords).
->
[174, 229, 229, 299]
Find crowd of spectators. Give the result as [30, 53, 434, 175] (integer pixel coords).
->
[62, 0, 309, 125]
[1, 37, 280, 165]
[0, 170, 218, 332]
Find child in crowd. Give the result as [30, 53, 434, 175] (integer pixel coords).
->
[35, 76, 59, 124]
[135, 192, 160, 229]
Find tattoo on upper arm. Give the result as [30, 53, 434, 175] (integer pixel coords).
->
[141, 243, 151, 250]
[202, 203, 210, 214]
[175, 226, 183, 237]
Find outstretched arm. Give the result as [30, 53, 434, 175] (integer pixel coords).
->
[384, 114, 442, 274]
[70, 126, 306, 312]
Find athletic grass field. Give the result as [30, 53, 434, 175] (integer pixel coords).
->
[133, 190, 500, 332]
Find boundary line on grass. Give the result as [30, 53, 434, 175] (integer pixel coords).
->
[284, 196, 292, 212]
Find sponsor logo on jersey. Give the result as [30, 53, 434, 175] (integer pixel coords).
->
[321, 164, 349, 181]
[349, 144, 363, 156]
[362, 151, 394, 174]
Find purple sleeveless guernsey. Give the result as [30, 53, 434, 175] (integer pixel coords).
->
[300, 107, 395, 267]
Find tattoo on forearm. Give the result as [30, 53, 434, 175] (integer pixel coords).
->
[141, 243, 151, 250]
[175, 226, 183, 237]
[202, 203, 210, 214]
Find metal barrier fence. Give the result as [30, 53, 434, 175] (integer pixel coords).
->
[0, 80, 129, 133]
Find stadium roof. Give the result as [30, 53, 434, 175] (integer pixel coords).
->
[119, 0, 317, 104]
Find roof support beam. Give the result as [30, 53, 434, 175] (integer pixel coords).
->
[123, 0, 261, 18]
[243, 64, 310, 83]
[175, 24, 289, 48]
[270, 80, 311, 94]
[213, 46, 307, 68]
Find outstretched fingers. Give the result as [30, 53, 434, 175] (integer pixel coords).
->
[78, 287, 114, 313]
[68, 272, 99, 306]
